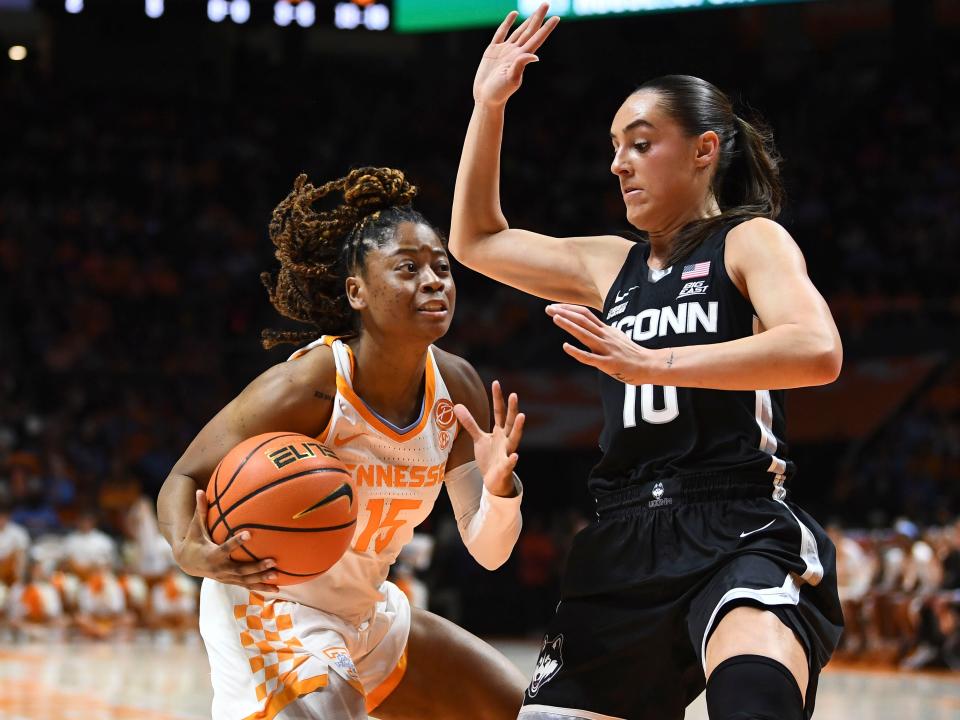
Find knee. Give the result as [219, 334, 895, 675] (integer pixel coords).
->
[705, 655, 804, 720]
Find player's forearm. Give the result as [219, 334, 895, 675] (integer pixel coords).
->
[649, 324, 842, 390]
[446, 461, 523, 571]
[449, 102, 510, 259]
[157, 473, 199, 553]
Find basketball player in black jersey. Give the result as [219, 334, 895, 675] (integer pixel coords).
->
[449, 5, 843, 720]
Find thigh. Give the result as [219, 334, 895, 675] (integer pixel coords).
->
[705, 606, 809, 696]
[373, 607, 527, 720]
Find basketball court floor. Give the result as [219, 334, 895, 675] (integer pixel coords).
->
[1, 638, 958, 719]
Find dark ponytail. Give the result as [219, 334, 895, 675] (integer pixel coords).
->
[633, 75, 784, 267]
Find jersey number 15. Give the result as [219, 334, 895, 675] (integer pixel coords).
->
[623, 384, 679, 426]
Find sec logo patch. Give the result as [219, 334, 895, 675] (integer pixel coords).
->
[433, 398, 457, 430]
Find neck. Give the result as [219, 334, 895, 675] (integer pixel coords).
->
[645, 194, 721, 269]
[349, 331, 431, 428]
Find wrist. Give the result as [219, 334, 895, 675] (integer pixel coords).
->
[474, 99, 508, 113]
[485, 473, 518, 498]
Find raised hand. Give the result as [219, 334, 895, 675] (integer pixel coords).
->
[473, 3, 560, 107]
[174, 489, 280, 593]
[454, 380, 526, 497]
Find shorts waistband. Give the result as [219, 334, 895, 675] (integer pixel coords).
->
[594, 472, 786, 517]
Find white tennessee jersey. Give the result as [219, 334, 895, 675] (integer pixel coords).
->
[271, 336, 459, 626]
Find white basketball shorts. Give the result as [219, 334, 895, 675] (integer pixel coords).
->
[199, 579, 410, 720]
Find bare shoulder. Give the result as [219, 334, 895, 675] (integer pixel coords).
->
[431, 346, 486, 411]
[725, 218, 807, 289]
[726, 217, 804, 260]
[233, 343, 338, 435]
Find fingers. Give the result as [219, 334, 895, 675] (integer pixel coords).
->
[492, 10, 518, 44]
[511, 54, 539, 86]
[552, 312, 605, 351]
[546, 303, 607, 329]
[516, 2, 550, 46]
[228, 568, 280, 588]
[232, 558, 276, 577]
[454, 403, 484, 442]
[233, 581, 280, 594]
[521, 11, 560, 53]
[507, 413, 525, 452]
[194, 490, 214, 542]
[218, 530, 252, 556]
[504, 391, 519, 435]
[562, 342, 602, 368]
[491, 379, 505, 428]
[506, 11, 536, 43]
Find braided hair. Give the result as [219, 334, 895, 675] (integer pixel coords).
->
[261, 167, 438, 349]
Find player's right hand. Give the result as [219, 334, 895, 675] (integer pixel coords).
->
[173, 489, 280, 593]
[473, 3, 559, 107]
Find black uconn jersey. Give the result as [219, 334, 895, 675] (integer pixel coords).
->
[590, 220, 795, 496]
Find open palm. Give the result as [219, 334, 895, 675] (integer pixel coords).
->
[473, 3, 560, 107]
[454, 381, 525, 497]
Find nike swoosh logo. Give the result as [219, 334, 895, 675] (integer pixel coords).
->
[292, 483, 354, 519]
[740, 519, 776, 539]
[333, 431, 365, 447]
[615, 286, 638, 303]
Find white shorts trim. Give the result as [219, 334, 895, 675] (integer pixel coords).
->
[699, 573, 802, 670]
[519, 704, 626, 720]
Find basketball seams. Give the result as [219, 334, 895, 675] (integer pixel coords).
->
[211, 460, 227, 543]
[205, 431, 356, 583]
[208, 466, 352, 537]
[213, 432, 304, 505]
[228, 520, 357, 534]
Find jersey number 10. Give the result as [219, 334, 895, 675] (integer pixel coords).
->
[623, 384, 679, 426]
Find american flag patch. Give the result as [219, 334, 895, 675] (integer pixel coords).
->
[681, 261, 711, 279]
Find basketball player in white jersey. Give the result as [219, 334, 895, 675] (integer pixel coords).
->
[157, 168, 529, 719]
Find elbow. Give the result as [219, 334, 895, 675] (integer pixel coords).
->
[447, 232, 467, 263]
[809, 337, 843, 386]
[473, 551, 510, 572]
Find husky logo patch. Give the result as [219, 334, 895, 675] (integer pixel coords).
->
[648, 481, 673, 508]
[528, 635, 564, 697]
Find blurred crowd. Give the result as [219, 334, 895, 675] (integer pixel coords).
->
[831, 519, 960, 670]
[1, 0, 959, 668]
[0, 497, 197, 643]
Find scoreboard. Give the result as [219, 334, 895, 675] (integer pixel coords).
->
[393, 0, 815, 33]
[30, 0, 391, 29]
[10, 0, 814, 31]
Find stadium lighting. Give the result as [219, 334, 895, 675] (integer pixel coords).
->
[229, 0, 250, 24]
[295, 0, 315, 27]
[65, 0, 83, 13]
[334, 2, 361, 29]
[364, 4, 389, 30]
[274, 0, 293, 26]
[145, 0, 164, 18]
[207, 0, 228, 22]
[8, 45, 27, 61]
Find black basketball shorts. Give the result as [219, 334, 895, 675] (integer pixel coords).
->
[519, 474, 843, 720]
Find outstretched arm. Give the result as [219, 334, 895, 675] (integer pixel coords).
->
[449, 4, 631, 309]
[439, 352, 525, 570]
[547, 218, 842, 390]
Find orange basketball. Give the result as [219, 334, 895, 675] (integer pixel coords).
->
[206, 432, 356, 585]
